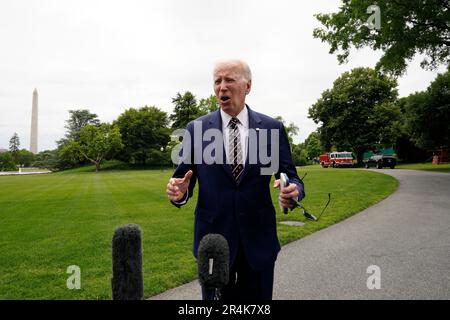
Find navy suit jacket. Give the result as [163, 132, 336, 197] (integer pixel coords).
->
[171, 106, 305, 271]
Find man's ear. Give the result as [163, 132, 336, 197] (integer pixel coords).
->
[246, 79, 252, 95]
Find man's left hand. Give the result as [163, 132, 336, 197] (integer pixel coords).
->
[273, 179, 299, 209]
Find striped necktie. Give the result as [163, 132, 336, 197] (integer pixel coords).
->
[228, 117, 244, 182]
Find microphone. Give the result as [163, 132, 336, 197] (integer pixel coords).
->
[197, 234, 230, 300]
[111, 224, 144, 300]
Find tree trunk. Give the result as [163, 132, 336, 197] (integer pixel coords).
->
[95, 162, 100, 172]
[356, 150, 364, 167]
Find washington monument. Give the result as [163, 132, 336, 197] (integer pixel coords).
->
[30, 88, 38, 154]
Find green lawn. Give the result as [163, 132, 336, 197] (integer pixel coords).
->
[0, 165, 398, 299]
[396, 162, 450, 173]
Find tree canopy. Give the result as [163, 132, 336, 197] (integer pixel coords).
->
[114, 106, 170, 165]
[17, 149, 35, 167]
[403, 68, 450, 150]
[56, 109, 101, 169]
[60, 124, 122, 172]
[198, 95, 219, 115]
[303, 131, 323, 160]
[169, 91, 201, 129]
[309, 67, 400, 164]
[313, 0, 450, 76]
[275, 116, 299, 146]
[9, 132, 20, 162]
[61, 109, 100, 142]
[0, 152, 16, 171]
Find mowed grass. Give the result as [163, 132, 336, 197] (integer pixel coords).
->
[396, 162, 450, 173]
[0, 165, 398, 299]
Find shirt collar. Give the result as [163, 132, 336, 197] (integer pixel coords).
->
[220, 105, 249, 129]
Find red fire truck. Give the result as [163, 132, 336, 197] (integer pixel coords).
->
[320, 152, 354, 168]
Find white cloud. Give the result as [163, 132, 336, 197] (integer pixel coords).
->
[0, 0, 444, 150]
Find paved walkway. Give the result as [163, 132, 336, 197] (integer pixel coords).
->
[0, 171, 51, 176]
[150, 169, 450, 299]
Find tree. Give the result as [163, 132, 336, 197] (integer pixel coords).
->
[392, 97, 430, 163]
[198, 95, 219, 116]
[169, 91, 201, 129]
[303, 131, 322, 160]
[291, 143, 308, 166]
[114, 106, 171, 165]
[57, 109, 101, 168]
[308, 67, 400, 164]
[0, 152, 16, 171]
[9, 132, 20, 163]
[17, 149, 36, 167]
[59, 109, 100, 144]
[395, 133, 430, 163]
[32, 150, 60, 171]
[404, 68, 450, 150]
[60, 124, 123, 172]
[313, 0, 450, 76]
[275, 116, 299, 146]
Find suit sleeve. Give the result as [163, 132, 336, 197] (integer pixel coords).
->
[276, 122, 305, 201]
[170, 122, 197, 208]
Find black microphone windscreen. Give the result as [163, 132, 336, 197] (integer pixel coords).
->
[197, 233, 229, 289]
[111, 224, 143, 300]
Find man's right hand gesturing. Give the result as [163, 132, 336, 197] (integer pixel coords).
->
[166, 170, 193, 202]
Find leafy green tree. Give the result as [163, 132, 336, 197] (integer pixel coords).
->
[57, 109, 101, 168]
[114, 106, 171, 165]
[198, 95, 219, 116]
[309, 67, 400, 164]
[58, 109, 100, 144]
[404, 69, 450, 150]
[395, 133, 430, 163]
[169, 91, 201, 129]
[0, 152, 17, 171]
[291, 143, 308, 166]
[56, 145, 83, 170]
[313, 0, 450, 76]
[392, 97, 430, 162]
[60, 124, 123, 172]
[275, 116, 299, 146]
[303, 131, 323, 160]
[9, 132, 20, 162]
[17, 149, 36, 167]
[32, 150, 60, 171]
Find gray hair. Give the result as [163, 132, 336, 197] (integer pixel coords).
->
[213, 59, 252, 82]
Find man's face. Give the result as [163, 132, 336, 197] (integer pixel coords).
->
[213, 63, 252, 117]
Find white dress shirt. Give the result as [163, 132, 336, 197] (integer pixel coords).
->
[174, 106, 249, 204]
[220, 106, 249, 166]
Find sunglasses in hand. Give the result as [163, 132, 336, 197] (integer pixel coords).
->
[290, 193, 331, 221]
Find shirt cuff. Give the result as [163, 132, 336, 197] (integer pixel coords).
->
[173, 190, 189, 205]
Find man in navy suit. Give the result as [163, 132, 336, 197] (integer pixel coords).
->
[166, 60, 304, 300]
